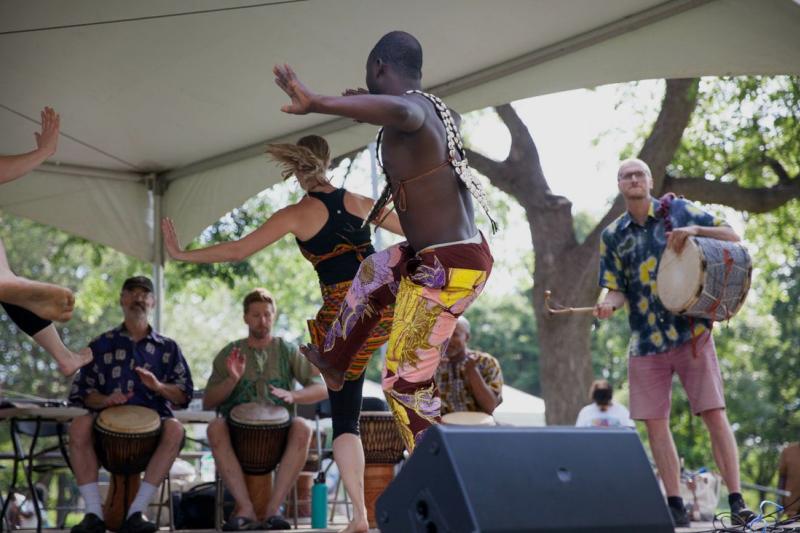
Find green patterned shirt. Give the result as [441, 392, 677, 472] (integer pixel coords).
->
[207, 337, 322, 417]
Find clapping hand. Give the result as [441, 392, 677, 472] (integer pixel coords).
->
[226, 347, 246, 382]
[104, 391, 133, 407]
[135, 366, 163, 393]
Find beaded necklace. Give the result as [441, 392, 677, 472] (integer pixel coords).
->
[363, 90, 498, 234]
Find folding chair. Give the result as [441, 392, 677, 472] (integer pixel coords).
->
[1, 418, 73, 531]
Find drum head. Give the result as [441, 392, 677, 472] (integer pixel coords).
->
[230, 403, 290, 426]
[96, 405, 161, 434]
[657, 237, 704, 313]
[441, 411, 496, 426]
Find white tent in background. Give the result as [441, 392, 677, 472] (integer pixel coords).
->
[493, 385, 547, 427]
[362, 379, 546, 426]
[2, 0, 800, 328]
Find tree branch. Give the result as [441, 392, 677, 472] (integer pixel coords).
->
[494, 104, 538, 166]
[663, 174, 800, 213]
[644, 78, 700, 194]
[765, 156, 793, 184]
[580, 78, 700, 256]
[465, 148, 510, 192]
[331, 146, 366, 170]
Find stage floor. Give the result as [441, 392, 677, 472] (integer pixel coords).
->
[15, 525, 719, 532]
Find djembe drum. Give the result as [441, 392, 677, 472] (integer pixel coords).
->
[94, 405, 162, 531]
[360, 411, 406, 528]
[441, 411, 496, 426]
[227, 403, 291, 521]
[657, 236, 752, 321]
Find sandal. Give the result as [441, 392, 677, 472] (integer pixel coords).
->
[263, 514, 291, 530]
[222, 516, 260, 531]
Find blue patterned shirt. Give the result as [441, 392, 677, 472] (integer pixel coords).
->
[69, 324, 193, 417]
[598, 197, 727, 356]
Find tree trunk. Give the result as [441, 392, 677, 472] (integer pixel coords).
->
[467, 79, 699, 424]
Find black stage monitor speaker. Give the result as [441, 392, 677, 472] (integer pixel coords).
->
[376, 425, 673, 533]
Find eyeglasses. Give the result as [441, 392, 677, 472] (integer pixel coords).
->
[618, 170, 649, 182]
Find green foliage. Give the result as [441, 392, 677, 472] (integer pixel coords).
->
[2, 75, 798, 504]
[672, 76, 799, 187]
[584, 76, 800, 497]
[465, 287, 541, 395]
[162, 186, 322, 385]
[0, 214, 146, 400]
[622, 77, 800, 495]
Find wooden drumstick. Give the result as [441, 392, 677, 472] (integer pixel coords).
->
[544, 290, 611, 316]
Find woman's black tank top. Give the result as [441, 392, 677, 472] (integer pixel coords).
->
[296, 188, 375, 285]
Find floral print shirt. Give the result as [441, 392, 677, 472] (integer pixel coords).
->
[599, 197, 727, 356]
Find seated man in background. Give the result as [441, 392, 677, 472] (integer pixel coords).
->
[203, 288, 327, 531]
[575, 379, 635, 428]
[68, 276, 193, 533]
[435, 317, 503, 416]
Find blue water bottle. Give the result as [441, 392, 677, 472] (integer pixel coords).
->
[311, 471, 328, 528]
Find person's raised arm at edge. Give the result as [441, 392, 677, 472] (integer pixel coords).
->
[274, 64, 425, 132]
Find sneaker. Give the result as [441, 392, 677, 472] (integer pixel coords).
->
[731, 504, 757, 526]
[118, 512, 157, 533]
[70, 513, 106, 533]
[669, 505, 691, 527]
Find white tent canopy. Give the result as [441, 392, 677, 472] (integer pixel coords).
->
[2, 0, 800, 263]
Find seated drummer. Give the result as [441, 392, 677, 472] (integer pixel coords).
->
[203, 288, 327, 531]
[435, 316, 503, 416]
[68, 276, 194, 533]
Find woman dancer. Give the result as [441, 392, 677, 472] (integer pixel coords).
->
[162, 135, 400, 533]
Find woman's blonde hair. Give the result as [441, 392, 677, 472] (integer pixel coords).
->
[265, 135, 331, 191]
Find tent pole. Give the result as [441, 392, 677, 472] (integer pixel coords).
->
[148, 174, 165, 332]
[368, 141, 382, 251]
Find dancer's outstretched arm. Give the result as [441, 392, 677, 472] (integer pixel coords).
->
[0, 107, 60, 184]
[274, 64, 425, 132]
[162, 204, 301, 263]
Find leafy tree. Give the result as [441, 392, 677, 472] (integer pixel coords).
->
[465, 76, 800, 424]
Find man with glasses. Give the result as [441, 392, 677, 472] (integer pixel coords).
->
[593, 158, 753, 527]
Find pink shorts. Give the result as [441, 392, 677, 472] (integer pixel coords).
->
[628, 331, 725, 420]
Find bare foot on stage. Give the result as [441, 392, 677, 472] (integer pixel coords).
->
[57, 347, 93, 377]
[0, 275, 75, 322]
[338, 517, 369, 533]
[299, 343, 345, 391]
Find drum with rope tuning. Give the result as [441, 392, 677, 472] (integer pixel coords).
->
[360, 411, 406, 528]
[657, 236, 751, 321]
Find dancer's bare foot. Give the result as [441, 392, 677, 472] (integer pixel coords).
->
[56, 347, 93, 377]
[299, 343, 345, 391]
[0, 275, 75, 322]
[338, 516, 369, 533]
